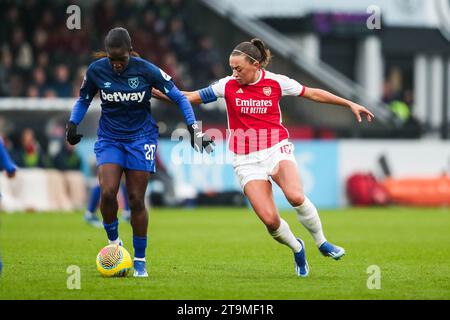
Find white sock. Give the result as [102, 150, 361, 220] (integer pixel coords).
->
[134, 257, 146, 262]
[108, 238, 121, 245]
[269, 218, 302, 253]
[294, 197, 327, 247]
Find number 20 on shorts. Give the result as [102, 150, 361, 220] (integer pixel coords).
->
[144, 144, 156, 161]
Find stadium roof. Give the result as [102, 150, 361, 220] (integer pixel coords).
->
[219, 0, 450, 29]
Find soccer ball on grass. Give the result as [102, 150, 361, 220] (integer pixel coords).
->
[96, 244, 132, 277]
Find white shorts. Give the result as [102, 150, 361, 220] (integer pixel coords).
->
[232, 139, 297, 190]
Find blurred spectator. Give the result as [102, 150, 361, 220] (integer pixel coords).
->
[384, 81, 412, 125]
[0, 50, 13, 96]
[383, 76, 422, 138]
[211, 62, 226, 80]
[31, 67, 49, 96]
[12, 128, 48, 168]
[383, 67, 404, 104]
[44, 88, 57, 98]
[41, 8, 56, 32]
[10, 27, 34, 71]
[382, 66, 420, 135]
[389, 99, 410, 123]
[53, 141, 82, 171]
[382, 81, 393, 104]
[401, 89, 422, 137]
[142, 9, 157, 38]
[94, 0, 119, 36]
[50, 64, 72, 97]
[169, 17, 192, 61]
[2, 6, 20, 42]
[9, 74, 24, 97]
[117, 0, 143, 24]
[161, 51, 183, 86]
[33, 27, 49, 53]
[191, 35, 222, 87]
[36, 52, 49, 69]
[26, 85, 39, 98]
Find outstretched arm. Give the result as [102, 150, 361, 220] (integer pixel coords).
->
[156, 85, 214, 153]
[302, 87, 374, 123]
[164, 86, 197, 125]
[152, 76, 229, 106]
[182, 91, 203, 105]
[152, 88, 203, 105]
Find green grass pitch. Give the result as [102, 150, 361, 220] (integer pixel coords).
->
[0, 207, 449, 299]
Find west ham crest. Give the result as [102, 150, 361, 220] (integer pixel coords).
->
[128, 77, 139, 89]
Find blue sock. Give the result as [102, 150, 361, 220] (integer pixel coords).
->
[87, 185, 101, 214]
[103, 219, 119, 242]
[133, 236, 147, 259]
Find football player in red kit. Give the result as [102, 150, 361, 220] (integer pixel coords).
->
[153, 38, 373, 277]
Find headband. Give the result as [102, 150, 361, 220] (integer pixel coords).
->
[232, 49, 259, 63]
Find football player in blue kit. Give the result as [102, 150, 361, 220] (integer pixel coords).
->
[66, 27, 214, 277]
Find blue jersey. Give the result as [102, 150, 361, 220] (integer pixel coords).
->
[70, 56, 196, 141]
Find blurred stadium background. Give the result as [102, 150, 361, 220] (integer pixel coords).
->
[1, 0, 450, 300]
[2, 0, 450, 211]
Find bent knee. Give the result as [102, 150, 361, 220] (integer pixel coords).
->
[263, 214, 281, 232]
[101, 189, 118, 202]
[285, 192, 305, 207]
[128, 195, 145, 212]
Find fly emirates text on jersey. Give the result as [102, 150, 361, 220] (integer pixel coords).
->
[235, 98, 272, 114]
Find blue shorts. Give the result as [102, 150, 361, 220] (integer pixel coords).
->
[94, 136, 158, 173]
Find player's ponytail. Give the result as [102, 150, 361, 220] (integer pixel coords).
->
[130, 50, 140, 57]
[92, 51, 108, 59]
[250, 38, 272, 69]
[231, 38, 272, 69]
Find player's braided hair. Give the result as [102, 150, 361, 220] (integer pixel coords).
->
[93, 27, 140, 59]
[231, 38, 272, 68]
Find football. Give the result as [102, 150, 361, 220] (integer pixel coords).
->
[96, 244, 132, 277]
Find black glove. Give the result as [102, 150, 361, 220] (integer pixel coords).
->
[187, 122, 215, 154]
[66, 121, 83, 145]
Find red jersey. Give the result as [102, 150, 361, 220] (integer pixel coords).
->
[211, 69, 305, 154]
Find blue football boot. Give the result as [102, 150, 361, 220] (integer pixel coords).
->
[294, 238, 309, 277]
[133, 260, 148, 278]
[319, 241, 345, 260]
